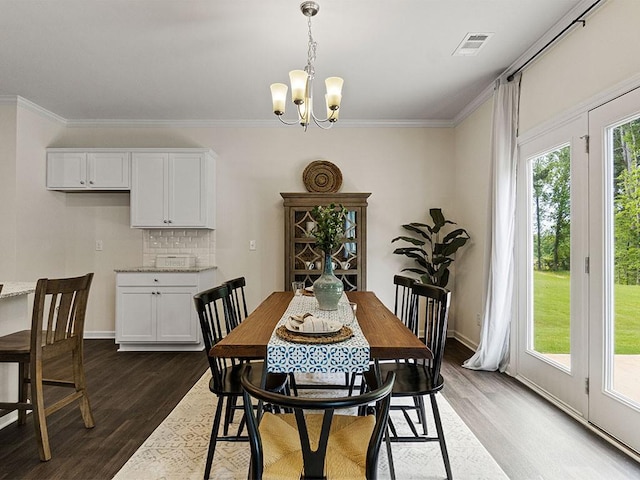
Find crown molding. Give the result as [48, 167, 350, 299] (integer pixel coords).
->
[452, 82, 495, 127]
[63, 117, 454, 129]
[0, 95, 67, 125]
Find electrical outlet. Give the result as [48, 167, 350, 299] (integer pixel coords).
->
[95, 240, 103, 251]
[476, 313, 481, 326]
[249, 240, 256, 251]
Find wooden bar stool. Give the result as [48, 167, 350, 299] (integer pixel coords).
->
[0, 273, 95, 461]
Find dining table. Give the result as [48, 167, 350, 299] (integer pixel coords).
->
[210, 290, 432, 370]
[209, 290, 430, 480]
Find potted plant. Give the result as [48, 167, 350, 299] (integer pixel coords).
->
[311, 203, 348, 310]
[392, 208, 470, 288]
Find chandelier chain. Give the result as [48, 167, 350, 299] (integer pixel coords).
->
[306, 15, 317, 77]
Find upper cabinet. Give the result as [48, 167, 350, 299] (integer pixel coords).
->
[46, 150, 130, 190]
[130, 150, 216, 229]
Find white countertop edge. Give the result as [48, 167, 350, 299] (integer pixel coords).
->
[0, 282, 37, 299]
[114, 266, 217, 273]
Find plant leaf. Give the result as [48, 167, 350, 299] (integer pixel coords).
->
[391, 235, 425, 246]
[393, 247, 428, 257]
[442, 228, 470, 243]
[401, 224, 431, 240]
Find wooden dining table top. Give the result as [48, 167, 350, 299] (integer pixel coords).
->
[209, 291, 432, 361]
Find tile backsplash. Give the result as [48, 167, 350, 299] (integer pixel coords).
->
[142, 229, 216, 267]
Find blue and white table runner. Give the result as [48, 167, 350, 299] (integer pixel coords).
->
[266, 294, 371, 373]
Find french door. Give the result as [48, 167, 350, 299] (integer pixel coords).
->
[517, 86, 640, 453]
[588, 87, 640, 452]
[517, 114, 589, 416]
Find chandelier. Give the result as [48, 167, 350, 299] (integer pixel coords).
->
[270, 1, 343, 131]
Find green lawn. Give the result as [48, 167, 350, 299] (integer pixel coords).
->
[534, 270, 640, 354]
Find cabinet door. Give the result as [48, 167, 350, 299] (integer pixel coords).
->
[46, 152, 87, 189]
[131, 153, 168, 227]
[87, 152, 130, 189]
[116, 288, 156, 342]
[155, 288, 199, 343]
[168, 153, 208, 227]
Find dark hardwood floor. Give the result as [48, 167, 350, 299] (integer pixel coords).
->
[0, 339, 638, 479]
[0, 340, 208, 480]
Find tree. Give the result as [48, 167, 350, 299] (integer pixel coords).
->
[531, 146, 571, 272]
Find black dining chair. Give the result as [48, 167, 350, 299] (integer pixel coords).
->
[393, 275, 417, 333]
[363, 283, 453, 479]
[349, 275, 417, 396]
[241, 365, 395, 480]
[224, 276, 249, 329]
[193, 284, 289, 480]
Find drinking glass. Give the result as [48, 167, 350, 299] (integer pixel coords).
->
[341, 301, 357, 326]
[292, 281, 305, 296]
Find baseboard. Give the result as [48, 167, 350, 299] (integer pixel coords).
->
[85, 331, 115, 339]
[448, 330, 479, 352]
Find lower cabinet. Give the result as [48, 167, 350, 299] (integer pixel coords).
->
[115, 269, 215, 351]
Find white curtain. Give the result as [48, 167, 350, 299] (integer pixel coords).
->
[463, 75, 521, 372]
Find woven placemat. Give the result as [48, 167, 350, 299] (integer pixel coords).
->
[302, 160, 343, 193]
[275, 325, 353, 344]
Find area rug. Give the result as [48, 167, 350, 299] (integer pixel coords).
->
[113, 372, 508, 480]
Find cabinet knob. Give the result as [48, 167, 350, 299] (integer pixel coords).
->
[151, 291, 156, 295]
[154, 278, 159, 282]
[89, 180, 94, 185]
[168, 220, 173, 224]
[163, 220, 168, 223]
[156, 291, 161, 295]
[79, 180, 85, 185]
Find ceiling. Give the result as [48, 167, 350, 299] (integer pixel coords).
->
[0, 0, 588, 125]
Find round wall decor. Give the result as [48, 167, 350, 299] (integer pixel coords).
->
[302, 160, 343, 193]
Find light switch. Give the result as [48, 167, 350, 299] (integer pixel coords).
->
[95, 240, 104, 251]
[249, 240, 256, 251]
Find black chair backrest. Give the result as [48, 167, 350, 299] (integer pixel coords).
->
[193, 285, 240, 392]
[241, 366, 395, 480]
[224, 276, 248, 328]
[412, 283, 451, 380]
[393, 275, 416, 333]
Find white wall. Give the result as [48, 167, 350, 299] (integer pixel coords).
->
[452, 98, 493, 348]
[519, 0, 640, 134]
[14, 107, 67, 282]
[0, 105, 18, 279]
[42, 124, 455, 333]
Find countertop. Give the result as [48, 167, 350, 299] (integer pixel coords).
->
[0, 282, 37, 299]
[114, 266, 217, 273]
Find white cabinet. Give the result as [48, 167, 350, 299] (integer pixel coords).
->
[115, 269, 215, 351]
[46, 150, 130, 190]
[130, 151, 216, 229]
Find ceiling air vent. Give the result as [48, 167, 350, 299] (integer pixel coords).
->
[453, 32, 494, 56]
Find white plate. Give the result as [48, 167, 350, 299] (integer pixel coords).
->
[305, 286, 314, 292]
[285, 318, 342, 335]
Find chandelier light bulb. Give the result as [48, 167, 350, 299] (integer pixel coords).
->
[326, 95, 339, 122]
[270, 83, 288, 115]
[289, 70, 308, 105]
[325, 77, 343, 110]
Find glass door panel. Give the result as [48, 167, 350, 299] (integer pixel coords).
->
[531, 145, 572, 370]
[589, 86, 640, 453]
[517, 113, 588, 416]
[605, 116, 640, 405]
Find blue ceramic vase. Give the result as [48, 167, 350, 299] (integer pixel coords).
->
[313, 251, 343, 310]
